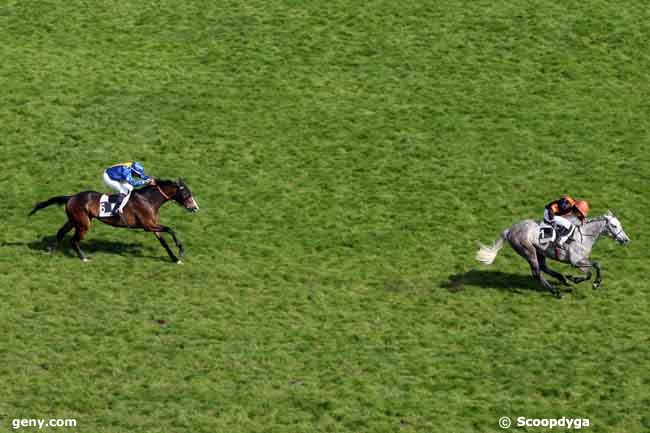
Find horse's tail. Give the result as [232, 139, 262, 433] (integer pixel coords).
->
[28, 195, 70, 216]
[476, 229, 510, 265]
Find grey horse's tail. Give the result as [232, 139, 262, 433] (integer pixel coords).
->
[476, 229, 510, 265]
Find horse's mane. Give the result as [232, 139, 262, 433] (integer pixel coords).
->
[153, 179, 176, 186]
[586, 215, 609, 224]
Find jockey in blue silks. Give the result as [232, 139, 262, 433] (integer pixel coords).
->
[103, 161, 153, 215]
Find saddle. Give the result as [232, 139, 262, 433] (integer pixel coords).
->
[539, 221, 576, 249]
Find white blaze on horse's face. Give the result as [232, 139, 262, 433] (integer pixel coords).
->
[188, 196, 199, 212]
[605, 212, 629, 245]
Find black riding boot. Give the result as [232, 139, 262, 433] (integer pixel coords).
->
[113, 194, 126, 215]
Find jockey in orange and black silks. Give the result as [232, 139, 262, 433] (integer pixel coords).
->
[544, 195, 590, 247]
[103, 161, 153, 215]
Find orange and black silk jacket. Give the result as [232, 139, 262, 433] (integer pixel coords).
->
[545, 196, 576, 217]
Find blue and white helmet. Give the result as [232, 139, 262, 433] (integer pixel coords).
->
[131, 161, 145, 176]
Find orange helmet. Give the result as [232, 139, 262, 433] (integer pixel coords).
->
[574, 200, 590, 218]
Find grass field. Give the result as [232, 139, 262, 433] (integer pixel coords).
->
[1, 1, 649, 432]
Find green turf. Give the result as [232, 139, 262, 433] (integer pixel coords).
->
[1, 1, 649, 432]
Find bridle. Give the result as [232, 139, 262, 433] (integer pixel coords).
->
[583, 216, 624, 241]
[607, 221, 625, 240]
[154, 181, 195, 210]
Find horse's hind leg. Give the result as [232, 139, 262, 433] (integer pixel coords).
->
[538, 254, 571, 287]
[511, 241, 562, 297]
[71, 228, 90, 261]
[70, 215, 91, 262]
[526, 249, 562, 298]
[49, 220, 74, 252]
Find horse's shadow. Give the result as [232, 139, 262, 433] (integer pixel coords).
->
[2, 236, 167, 262]
[442, 269, 542, 293]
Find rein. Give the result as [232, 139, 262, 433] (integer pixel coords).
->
[578, 218, 605, 239]
[156, 184, 173, 200]
[577, 225, 594, 241]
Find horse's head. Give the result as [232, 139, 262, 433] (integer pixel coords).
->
[176, 178, 200, 213]
[603, 210, 629, 245]
[154, 178, 199, 213]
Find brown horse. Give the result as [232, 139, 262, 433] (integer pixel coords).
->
[29, 178, 199, 263]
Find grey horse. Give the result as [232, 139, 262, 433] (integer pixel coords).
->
[476, 211, 630, 298]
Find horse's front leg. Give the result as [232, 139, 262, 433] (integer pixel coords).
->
[592, 262, 602, 289]
[565, 260, 593, 285]
[145, 224, 183, 263]
[153, 232, 180, 263]
[162, 226, 185, 258]
[565, 272, 591, 284]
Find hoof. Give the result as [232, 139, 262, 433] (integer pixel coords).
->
[176, 260, 183, 265]
[592, 282, 601, 289]
[82, 258, 90, 262]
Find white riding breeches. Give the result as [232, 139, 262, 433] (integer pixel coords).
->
[543, 210, 573, 231]
[104, 171, 134, 195]
[103, 171, 134, 212]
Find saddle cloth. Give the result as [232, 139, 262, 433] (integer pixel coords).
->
[538, 221, 556, 246]
[99, 194, 121, 218]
